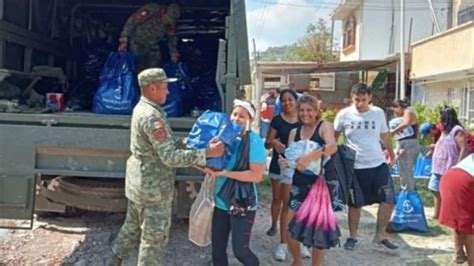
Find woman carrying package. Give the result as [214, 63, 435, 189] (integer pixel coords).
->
[264, 89, 303, 261]
[389, 99, 421, 191]
[199, 99, 266, 266]
[279, 95, 339, 266]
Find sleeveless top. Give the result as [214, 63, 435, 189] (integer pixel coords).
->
[293, 120, 330, 186]
[432, 125, 464, 175]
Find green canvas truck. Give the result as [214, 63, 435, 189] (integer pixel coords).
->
[0, 0, 250, 228]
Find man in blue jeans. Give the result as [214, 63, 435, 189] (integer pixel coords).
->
[334, 83, 398, 254]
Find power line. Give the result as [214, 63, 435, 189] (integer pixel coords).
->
[255, 0, 271, 38]
[252, 0, 450, 12]
[253, 1, 267, 34]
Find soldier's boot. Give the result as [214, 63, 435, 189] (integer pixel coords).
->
[107, 253, 122, 266]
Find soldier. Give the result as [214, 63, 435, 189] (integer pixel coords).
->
[109, 68, 224, 266]
[118, 3, 181, 71]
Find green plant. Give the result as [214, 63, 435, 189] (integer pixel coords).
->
[392, 176, 434, 207]
[413, 103, 453, 147]
[322, 108, 337, 122]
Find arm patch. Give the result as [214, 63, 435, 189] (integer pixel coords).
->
[150, 119, 167, 141]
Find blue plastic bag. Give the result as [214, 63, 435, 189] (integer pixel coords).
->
[413, 154, 432, 178]
[186, 111, 241, 170]
[162, 63, 193, 117]
[92, 52, 139, 114]
[390, 190, 428, 232]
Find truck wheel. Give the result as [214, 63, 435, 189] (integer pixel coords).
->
[41, 176, 127, 213]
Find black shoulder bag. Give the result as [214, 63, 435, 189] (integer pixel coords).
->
[216, 130, 255, 216]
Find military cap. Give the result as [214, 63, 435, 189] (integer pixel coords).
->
[138, 68, 177, 87]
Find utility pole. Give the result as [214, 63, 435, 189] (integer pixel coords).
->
[330, 20, 335, 56]
[400, 0, 406, 100]
[427, 0, 441, 33]
[253, 38, 260, 110]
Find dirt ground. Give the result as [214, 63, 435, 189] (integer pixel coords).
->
[0, 199, 464, 266]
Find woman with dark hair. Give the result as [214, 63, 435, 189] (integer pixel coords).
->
[431, 107, 469, 262]
[431, 107, 469, 218]
[264, 89, 302, 261]
[389, 99, 420, 191]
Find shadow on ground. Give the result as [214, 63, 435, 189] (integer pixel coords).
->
[26, 174, 458, 266]
[57, 213, 213, 266]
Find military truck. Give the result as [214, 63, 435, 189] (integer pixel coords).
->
[0, 0, 250, 228]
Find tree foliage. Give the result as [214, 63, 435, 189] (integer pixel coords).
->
[294, 18, 332, 62]
[257, 18, 332, 62]
[255, 44, 302, 61]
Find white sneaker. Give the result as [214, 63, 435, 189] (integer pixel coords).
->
[300, 244, 311, 259]
[274, 243, 288, 261]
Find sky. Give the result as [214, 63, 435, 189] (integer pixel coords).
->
[245, 0, 342, 52]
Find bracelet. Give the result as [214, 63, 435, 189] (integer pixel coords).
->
[321, 146, 326, 155]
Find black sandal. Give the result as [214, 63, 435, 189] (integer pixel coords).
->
[266, 227, 277, 236]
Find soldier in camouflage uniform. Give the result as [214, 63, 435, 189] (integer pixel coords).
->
[109, 68, 224, 266]
[118, 3, 181, 71]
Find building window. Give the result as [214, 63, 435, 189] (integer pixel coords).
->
[458, 5, 474, 25]
[263, 77, 281, 89]
[310, 73, 335, 91]
[343, 15, 356, 53]
[310, 77, 320, 90]
[468, 87, 474, 126]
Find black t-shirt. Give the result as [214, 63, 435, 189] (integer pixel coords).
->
[269, 114, 300, 174]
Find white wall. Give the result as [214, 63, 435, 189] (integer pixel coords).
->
[340, 0, 449, 61]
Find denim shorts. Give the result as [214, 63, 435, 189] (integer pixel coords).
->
[269, 172, 292, 185]
[429, 173, 442, 192]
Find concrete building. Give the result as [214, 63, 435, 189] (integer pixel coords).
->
[254, 60, 397, 110]
[411, 19, 474, 127]
[331, 0, 449, 62]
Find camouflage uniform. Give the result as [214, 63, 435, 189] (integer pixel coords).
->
[112, 69, 205, 265]
[119, 3, 180, 71]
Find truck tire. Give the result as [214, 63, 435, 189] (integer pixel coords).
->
[42, 176, 127, 213]
[55, 176, 124, 199]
